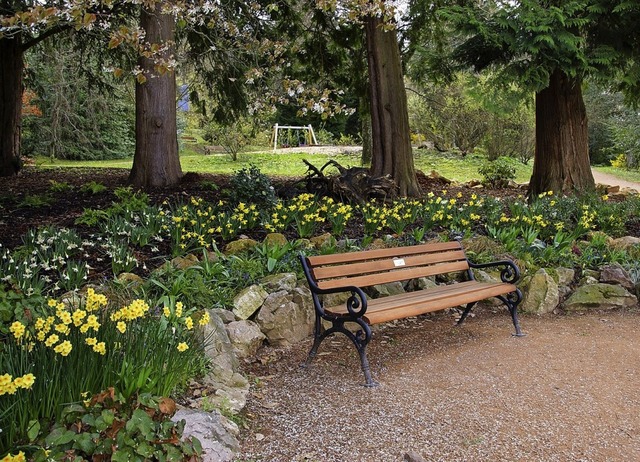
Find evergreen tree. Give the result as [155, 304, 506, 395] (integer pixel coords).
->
[409, 0, 640, 196]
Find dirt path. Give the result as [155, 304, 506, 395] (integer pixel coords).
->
[592, 169, 640, 192]
[238, 310, 640, 462]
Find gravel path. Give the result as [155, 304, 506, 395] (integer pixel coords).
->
[238, 310, 640, 462]
[592, 169, 640, 192]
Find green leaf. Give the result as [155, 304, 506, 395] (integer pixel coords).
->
[135, 441, 155, 457]
[27, 420, 41, 442]
[126, 408, 154, 437]
[51, 429, 78, 445]
[101, 409, 115, 426]
[73, 432, 97, 453]
[112, 449, 133, 462]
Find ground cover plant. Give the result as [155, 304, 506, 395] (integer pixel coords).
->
[1, 165, 640, 458]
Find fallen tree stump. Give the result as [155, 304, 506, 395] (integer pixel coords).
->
[300, 159, 398, 203]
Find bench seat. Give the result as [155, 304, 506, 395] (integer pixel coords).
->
[325, 280, 517, 325]
[299, 240, 524, 386]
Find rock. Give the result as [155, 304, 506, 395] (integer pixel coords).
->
[211, 308, 236, 324]
[263, 232, 288, 246]
[555, 267, 575, 287]
[600, 263, 635, 291]
[225, 320, 266, 358]
[116, 272, 144, 288]
[59, 291, 82, 309]
[372, 281, 405, 297]
[203, 311, 239, 385]
[232, 285, 269, 320]
[172, 409, 239, 462]
[473, 269, 499, 283]
[171, 253, 200, 269]
[260, 273, 297, 292]
[580, 275, 599, 286]
[564, 283, 638, 311]
[583, 269, 600, 280]
[520, 269, 560, 315]
[255, 287, 314, 346]
[321, 291, 352, 308]
[610, 236, 640, 251]
[202, 250, 220, 263]
[296, 238, 315, 250]
[310, 232, 334, 249]
[366, 238, 387, 250]
[224, 238, 259, 255]
[409, 277, 438, 291]
[199, 373, 251, 414]
[404, 452, 428, 462]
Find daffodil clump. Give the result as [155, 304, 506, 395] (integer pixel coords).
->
[321, 197, 353, 235]
[0, 289, 209, 453]
[168, 197, 263, 253]
[288, 193, 325, 238]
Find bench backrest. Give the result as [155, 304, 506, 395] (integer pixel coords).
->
[305, 241, 470, 290]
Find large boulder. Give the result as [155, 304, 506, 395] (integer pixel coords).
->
[599, 263, 635, 291]
[224, 238, 259, 255]
[520, 269, 560, 315]
[609, 236, 640, 251]
[263, 232, 288, 246]
[255, 287, 314, 346]
[171, 253, 199, 269]
[203, 311, 239, 386]
[555, 267, 576, 287]
[225, 320, 266, 358]
[372, 281, 405, 297]
[211, 308, 236, 324]
[260, 273, 297, 292]
[310, 233, 334, 249]
[232, 285, 269, 320]
[564, 283, 638, 311]
[172, 409, 239, 462]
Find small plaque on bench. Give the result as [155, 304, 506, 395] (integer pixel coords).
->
[393, 258, 406, 267]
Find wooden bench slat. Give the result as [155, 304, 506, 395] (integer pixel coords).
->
[312, 249, 468, 280]
[307, 241, 462, 266]
[325, 281, 516, 325]
[316, 260, 470, 290]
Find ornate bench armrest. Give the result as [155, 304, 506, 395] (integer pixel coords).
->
[468, 259, 520, 284]
[298, 253, 368, 318]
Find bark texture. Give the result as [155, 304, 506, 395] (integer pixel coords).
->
[129, 1, 182, 188]
[365, 16, 419, 197]
[529, 69, 594, 197]
[0, 35, 24, 177]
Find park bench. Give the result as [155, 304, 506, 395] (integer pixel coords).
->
[299, 241, 524, 386]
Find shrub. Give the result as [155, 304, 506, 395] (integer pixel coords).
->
[479, 157, 517, 188]
[228, 165, 277, 208]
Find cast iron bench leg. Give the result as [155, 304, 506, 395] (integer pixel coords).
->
[456, 301, 477, 326]
[498, 289, 525, 337]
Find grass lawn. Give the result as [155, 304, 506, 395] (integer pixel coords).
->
[34, 147, 534, 184]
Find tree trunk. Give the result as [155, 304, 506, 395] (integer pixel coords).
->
[359, 96, 372, 166]
[129, 1, 182, 188]
[365, 16, 420, 197]
[529, 69, 594, 197]
[0, 35, 24, 177]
